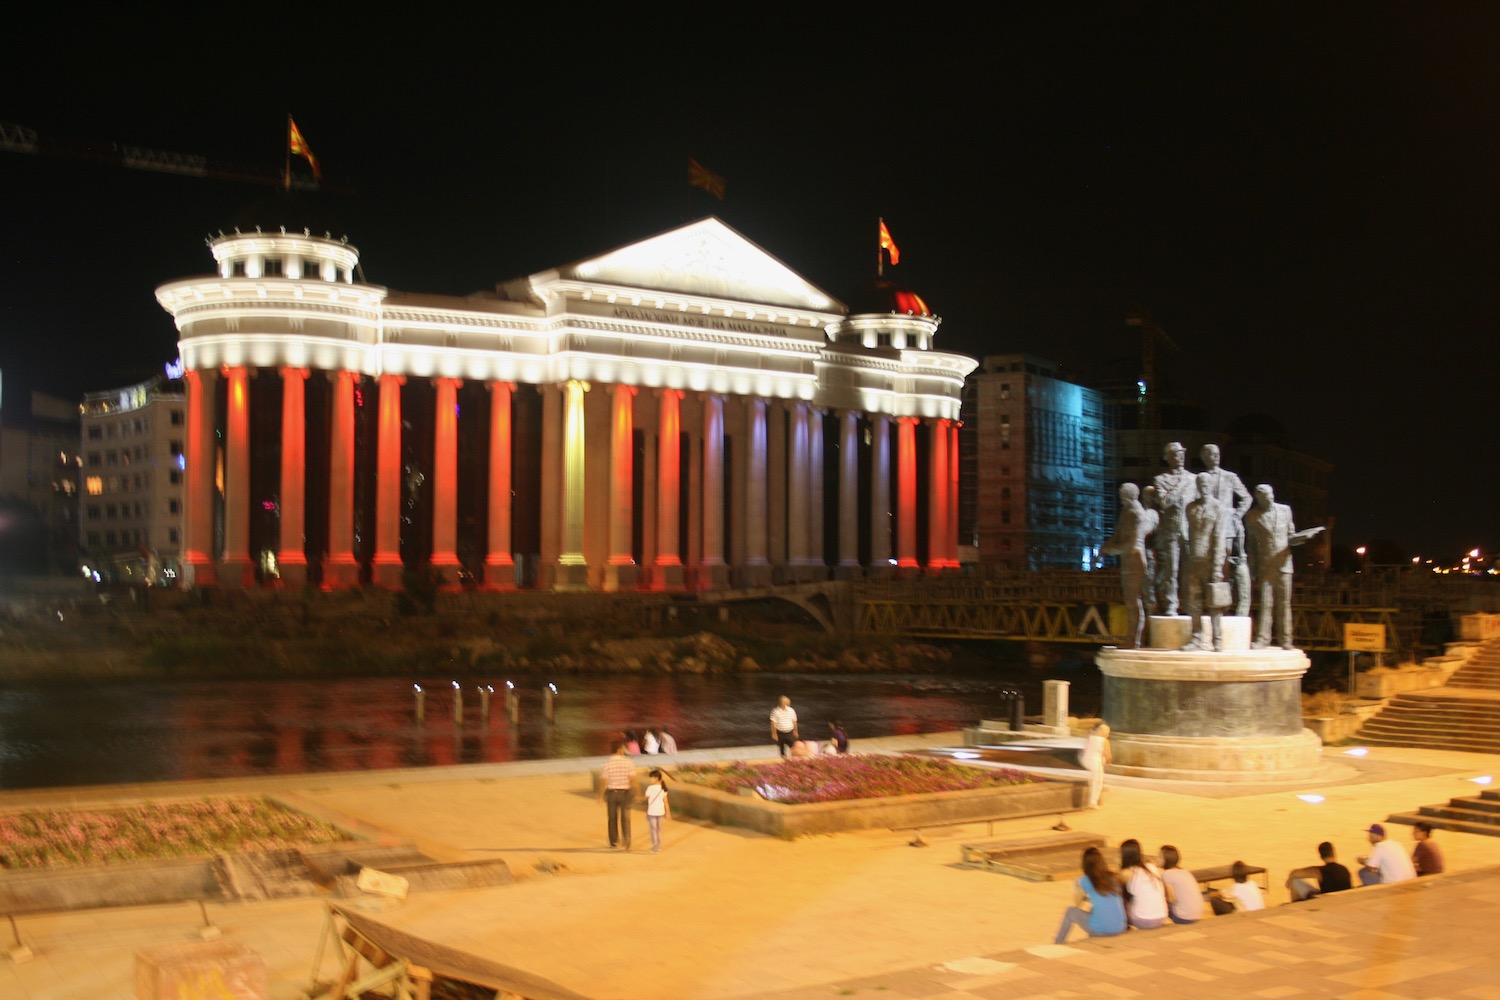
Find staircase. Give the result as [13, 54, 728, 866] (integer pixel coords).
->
[1356, 638, 1500, 753]
[1387, 789, 1500, 838]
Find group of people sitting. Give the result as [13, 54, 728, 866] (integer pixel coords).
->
[1056, 840, 1261, 943]
[1057, 821, 1448, 944]
[622, 728, 678, 755]
[1287, 821, 1444, 900]
[788, 721, 850, 758]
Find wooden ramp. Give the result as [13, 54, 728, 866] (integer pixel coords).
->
[309, 902, 610, 1000]
[958, 830, 1105, 881]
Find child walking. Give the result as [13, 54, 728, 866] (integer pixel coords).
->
[645, 769, 670, 853]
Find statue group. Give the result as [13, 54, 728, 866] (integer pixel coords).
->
[1102, 442, 1323, 651]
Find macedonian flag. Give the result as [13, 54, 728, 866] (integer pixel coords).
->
[688, 158, 726, 200]
[879, 218, 900, 266]
[289, 117, 322, 179]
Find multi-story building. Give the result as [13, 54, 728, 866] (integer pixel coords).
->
[155, 215, 975, 590]
[78, 376, 186, 584]
[960, 354, 1114, 570]
[0, 388, 80, 575]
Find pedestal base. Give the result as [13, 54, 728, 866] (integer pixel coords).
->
[1098, 644, 1319, 782]
[1150, 615, 1252, 650]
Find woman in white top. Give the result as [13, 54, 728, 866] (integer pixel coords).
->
[1119, 839, 1172, 929]
[1159, 845, 1203, 924]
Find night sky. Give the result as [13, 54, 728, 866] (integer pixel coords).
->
[3, 5, 1495, 559]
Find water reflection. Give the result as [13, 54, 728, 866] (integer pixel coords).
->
[0, 656, 1100, 790]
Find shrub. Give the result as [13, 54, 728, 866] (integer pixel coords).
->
[674, 754, 1043, 805]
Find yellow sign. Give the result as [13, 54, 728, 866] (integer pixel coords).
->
[1343, 623, 1386, 651]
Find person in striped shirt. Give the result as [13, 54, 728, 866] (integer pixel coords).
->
[597, 741, 639, 849]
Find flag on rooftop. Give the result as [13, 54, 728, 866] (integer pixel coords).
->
[688, 158, 726, 200]
[288, 117, 322, 179]
[879, 218, 900, 266]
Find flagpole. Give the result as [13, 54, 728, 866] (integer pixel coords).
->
[877, 217, 884, 278]
[284, 114, 292, 193]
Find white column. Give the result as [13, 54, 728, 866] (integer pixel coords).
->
[221, 366, 252, 588]
[556, 379, 590, 589]
[809, 406, 825, 576]
[654, 388, 684, 590]
[838, 409, 860, 574]
[605, 383, 637, 591]
[927, 418, 949, 575]
[277, 366, 309, 588]
[182, 368, 218, 587]
[484, 381, 515, 590]
[743, 397, 770, 585]
[324, 370, 358, 589]
[431, 377, 462, 583]
[787, 401, 810, 572]
[699, 393, 727, 589]
[869, 413, 891, 575]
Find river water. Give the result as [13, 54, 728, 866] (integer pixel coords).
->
[0, 647, 1102, 790]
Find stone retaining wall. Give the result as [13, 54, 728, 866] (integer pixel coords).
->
[669, 779, 1080, 838]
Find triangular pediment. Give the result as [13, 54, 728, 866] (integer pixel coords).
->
[545, 218, 844, 314]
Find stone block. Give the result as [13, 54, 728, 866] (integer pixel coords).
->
[1042, 680, 1070, 733]
[1148, 615, 1251, 650]
[135, 940, 267, 1000]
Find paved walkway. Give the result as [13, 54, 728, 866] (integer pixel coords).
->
[1, 735, 1498, 999]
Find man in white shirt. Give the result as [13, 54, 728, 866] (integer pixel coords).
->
[769, 695, 799, 757]
[1356, 823, 1417, 885]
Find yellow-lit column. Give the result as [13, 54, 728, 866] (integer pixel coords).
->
[605, 383, 637, 591]
[927, 418, 950, 575]
[895, 416, 919, 574]
[324, 370, 358, 589]
[698, 393, 727, 590]
[277, 366, 309, 588]
[654, 388, 684, 590]
[837, 409, 860, 576]
[372, 373, 405, 589]
[221, 365, 253, 588]
[484, 381, 515, 590]
[182, 368, 218, 587]
[743, 397, 770, 585]
[556, 379, 590, 590]
[431, 377, 462, 585]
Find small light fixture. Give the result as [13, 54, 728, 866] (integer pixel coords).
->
[1296, 794, 1325, 804]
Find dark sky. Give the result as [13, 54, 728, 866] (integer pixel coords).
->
[3, 5, 1496, 559]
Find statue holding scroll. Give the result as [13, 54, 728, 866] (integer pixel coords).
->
[1245, 484, 1325, 650]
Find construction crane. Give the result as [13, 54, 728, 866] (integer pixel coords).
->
[1125, 307, 1178, 433]
[0, 121, 355, 194]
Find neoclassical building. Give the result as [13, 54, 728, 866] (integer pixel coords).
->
[156, 216, 976, 591]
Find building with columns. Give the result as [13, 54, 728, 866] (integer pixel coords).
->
[156, 216, 976, 591]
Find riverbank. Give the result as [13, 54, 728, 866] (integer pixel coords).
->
[0, 583, 976, 682]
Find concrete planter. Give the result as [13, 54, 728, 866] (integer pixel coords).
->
[670, 778, 1080, 838]
[1303, 715, 1362, 744]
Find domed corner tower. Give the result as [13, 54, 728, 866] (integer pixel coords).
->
[818, 275, 977, 579]
[155, 192, 385, 592]
[834, 277, 943, 352]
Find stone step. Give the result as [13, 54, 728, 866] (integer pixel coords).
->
[1418, 804, 1500, 826]
[1359, 719, 1500, 737]
[1358, 735, 1500, 754]
[1385, 812, 1500, 838]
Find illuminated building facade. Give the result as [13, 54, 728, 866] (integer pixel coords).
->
[78, 377, 186, 583]
[959, 354, 1114, 570]
[156, 217, 975, 590]
[0, 388, 80, 575]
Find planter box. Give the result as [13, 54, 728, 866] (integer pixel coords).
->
[670, 778, 1081, 838]
[1303, 716, 1362, 744]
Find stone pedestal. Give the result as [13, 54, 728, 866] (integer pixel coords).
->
[1042, 680, 1070, 735]
[1097, 639, 1321, 782]
[1150, 614, 1252, 650]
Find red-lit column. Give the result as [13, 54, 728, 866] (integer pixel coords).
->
[372, 373, 405, 589]
[896, 416, 919, 574]
[324, 370, 358, 589]
[431, 377, 462, 585]
[948, 420, 961, 569]
[837, 409, 860, 575]
[787, 401, 810, 575]
[484, 381, 515, 590]
[868, 413, 891, 576]
[654, 388, 684, 590]
[221, 366, 253, 588]
[743, 397, 770, 585]
[182, 368, 218, 587]
[927, 418, 949, 575]
[277, 366, 309, 588]
[605, 383, 637, 591]
[698, 393, 727, 589]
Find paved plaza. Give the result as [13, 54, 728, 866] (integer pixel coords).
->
[1, 734, 1498, 999]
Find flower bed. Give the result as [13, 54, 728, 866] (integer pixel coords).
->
[676, 754, 1044, 804]
[0, 797, 346, 871]
[668, 754, 1080, 837]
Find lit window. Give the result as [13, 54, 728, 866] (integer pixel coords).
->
[85, 476, 103, 496]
